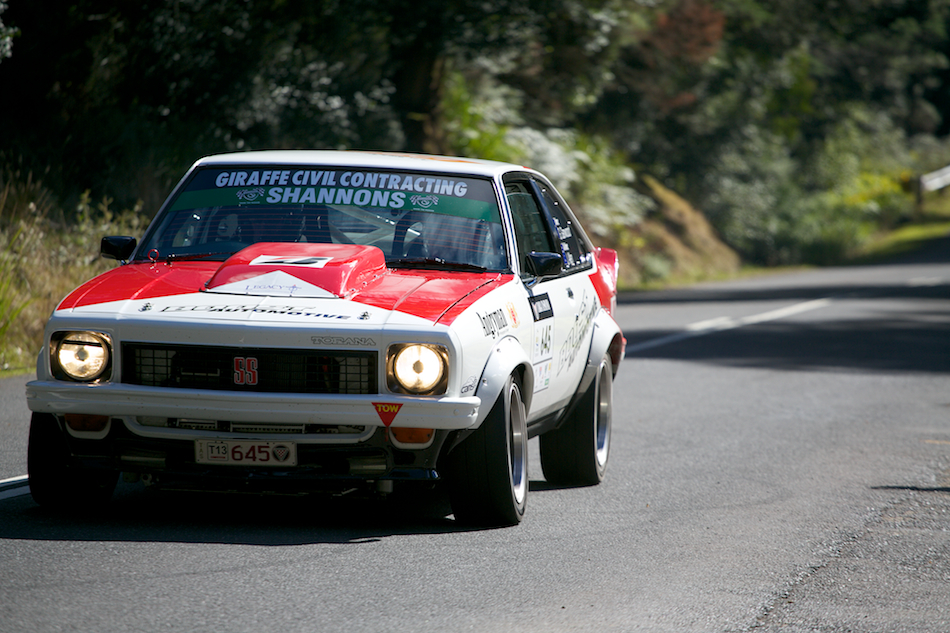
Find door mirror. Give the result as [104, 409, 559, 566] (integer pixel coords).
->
[101, 236, 137, 261]
[525, 252, 562, 285]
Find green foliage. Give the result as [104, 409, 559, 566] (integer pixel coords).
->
[444, 68, 655, 239]
[443, 69, 521, 162]
[2, 0, 950, 278]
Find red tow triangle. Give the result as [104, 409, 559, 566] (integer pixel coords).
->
[372, 402, 403, 426]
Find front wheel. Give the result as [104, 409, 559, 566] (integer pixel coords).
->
[446, 374, 528, 527]
[540, 354, 612, 486]
[28, 413, 117, 510]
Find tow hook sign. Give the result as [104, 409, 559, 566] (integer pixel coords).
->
[372, 402, 403, 426]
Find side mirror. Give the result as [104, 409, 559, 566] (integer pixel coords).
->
[524, 252, 562, 286]
[101, 236, 137, 262]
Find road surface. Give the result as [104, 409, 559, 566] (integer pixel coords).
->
[1, 241, 948, 632]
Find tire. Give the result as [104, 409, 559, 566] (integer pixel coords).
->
[28, 412, 117, 510]
[539, 354, 612, 486]
[446, 374, 528, 527]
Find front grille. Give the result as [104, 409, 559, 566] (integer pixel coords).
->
[122, 343, 377, 394]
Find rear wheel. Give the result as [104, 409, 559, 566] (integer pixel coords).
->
[447, 374, 528, 526]
[540, 354, 612, 486]
[28, 413, 117, 510]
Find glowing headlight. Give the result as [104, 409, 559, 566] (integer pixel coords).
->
[53, 331, 111, 382]
[388, 344, 448, 395]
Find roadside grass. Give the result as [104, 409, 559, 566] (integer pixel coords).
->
[847, 193, 950, 264]
[0, 171, 147, 377]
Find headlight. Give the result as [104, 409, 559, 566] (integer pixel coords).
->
[52, 331, 112, 382]
[387, 343, 448, 395]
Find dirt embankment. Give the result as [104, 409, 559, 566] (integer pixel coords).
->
[609, 175, 740, 288]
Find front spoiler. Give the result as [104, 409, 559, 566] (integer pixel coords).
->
[48, 414, 452, 487]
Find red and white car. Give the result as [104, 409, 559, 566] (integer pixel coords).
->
[26, 151, 625, 526]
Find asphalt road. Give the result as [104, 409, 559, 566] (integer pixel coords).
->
[1, 241, 948, 632]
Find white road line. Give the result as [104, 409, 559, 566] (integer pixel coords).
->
[626, 297, 833, 354]
[0, 475, 29, 501]
[908, 277, 943, 287]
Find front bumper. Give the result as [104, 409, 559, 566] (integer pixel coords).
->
[26, 380, 482, 433]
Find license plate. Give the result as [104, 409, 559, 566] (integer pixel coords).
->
[195, 440, 297, 466]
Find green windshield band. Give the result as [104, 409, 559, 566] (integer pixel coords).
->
[169, 185, 500, 223]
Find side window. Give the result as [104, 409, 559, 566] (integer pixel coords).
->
[505, 181, 557, 272]
[534, 180, 591, 272]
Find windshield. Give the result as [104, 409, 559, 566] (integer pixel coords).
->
[137, 166, 509, 271]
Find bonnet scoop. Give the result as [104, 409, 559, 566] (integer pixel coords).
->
[205, 243, 387, 299]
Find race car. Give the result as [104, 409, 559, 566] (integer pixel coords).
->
[25, 150, 625, 526]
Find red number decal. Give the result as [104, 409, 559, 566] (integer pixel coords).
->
[256, 445, 269, 462]
[233, 357, 259, 386]
[231, 444, 243, 461]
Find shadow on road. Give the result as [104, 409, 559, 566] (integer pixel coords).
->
[625, 313, 950, 374]
[0, 476, 569, 545]
[618, 233, 950, 307]
[0, 482, 468, 545]
[619, 280, 949, 307]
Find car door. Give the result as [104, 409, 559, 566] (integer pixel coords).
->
[504, 174, 597, 420]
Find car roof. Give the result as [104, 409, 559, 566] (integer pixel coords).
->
[194, 150, 535, 179]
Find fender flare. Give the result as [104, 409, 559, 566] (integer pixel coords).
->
[473, 335, 535, 426]
[439, 335, 533, 462]
[559, 308, 624, 428]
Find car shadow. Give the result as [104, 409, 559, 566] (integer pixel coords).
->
[0, 480, 500, 545]
[0, 475, 583, 544]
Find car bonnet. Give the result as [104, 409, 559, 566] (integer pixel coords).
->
[56, 243, 512, 327]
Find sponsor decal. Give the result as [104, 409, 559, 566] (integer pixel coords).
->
[210, 270, 335, 299]
[373, 402, 403, 427]
[174, 169, 500, 223]
[533, 360, 552, 393]
[139, 303, 153, 312]
[311, 336, 376, 346]
[506, 302, 520, 328]
[359, 311, 371, 321]
[557, 291, 598, 376]
[528, 294, 554, 321]
[215, 170, 470, 198]
[553, 218, 577, 268]
[461, 375, 478, 395]
[476, 307, 509, 338]
[242, 282, 302, 296]
[236, 187, 266, 202]
[410, 194, 439, 208]
[250, 255, 332, 268]
[160, 305, 351, 319]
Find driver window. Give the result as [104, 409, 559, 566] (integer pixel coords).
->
[505, 182, 556, 272]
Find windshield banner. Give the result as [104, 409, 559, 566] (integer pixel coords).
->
[170, 168, 500, 222]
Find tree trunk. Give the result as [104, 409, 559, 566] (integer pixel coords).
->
[391, 44, 446, 154]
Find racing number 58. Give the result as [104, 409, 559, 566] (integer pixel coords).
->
[233, 356, 259, 386]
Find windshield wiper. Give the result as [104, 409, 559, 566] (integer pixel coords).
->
[165, 251, 235, 262]
[389, 257, 487, 272]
